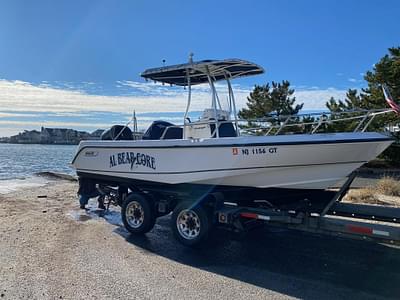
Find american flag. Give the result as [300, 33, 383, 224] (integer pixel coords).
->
[382, 84, 400, 114]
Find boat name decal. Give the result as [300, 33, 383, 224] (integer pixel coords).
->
[109, 152, 156, 170]
[232, 147, 278, 156]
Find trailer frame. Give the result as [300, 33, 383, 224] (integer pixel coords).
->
[215, 173, 400, 246]
[83, 171, 400, 247]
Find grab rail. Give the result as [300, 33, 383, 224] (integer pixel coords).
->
[158, 108, 395, 139]
[240, 108, 394, 136]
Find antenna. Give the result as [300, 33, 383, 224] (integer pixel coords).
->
[188, 52, 194, 64]
[162, 59, 166, 67]
[132, 110, 138, 139]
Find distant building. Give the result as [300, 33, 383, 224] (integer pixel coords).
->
[41, 127, 69, 144]
[2, 127, 105, 145]
[40, 127, 96, 144]
[9, 130, 41, 144]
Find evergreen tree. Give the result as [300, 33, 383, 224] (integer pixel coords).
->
[326, 47, 400, 163]
[238, 81, 303, 134]
[239, 80, 303, 119]
[363, 47, 400, 109]
[326, 89, 365, 112]
[325, 90, 367, 132]
[326, 47, 400, 128]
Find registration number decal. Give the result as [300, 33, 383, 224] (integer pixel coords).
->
[232, 147, 277, 156]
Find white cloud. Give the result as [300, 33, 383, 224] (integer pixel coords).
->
[0, 120, 112, 128]
[294, 89, 346, 110]
[348, 78, 358, 83]
[0, 112, 39, 118]
[0, 79, 347, 136]
[50, 112, 94, 117]
[0, 79, 254, 114]
[0, 79, 187, 113]
[117, 80, 162, 93]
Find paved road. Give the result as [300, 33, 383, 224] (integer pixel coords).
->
[100, 209, 400, 299]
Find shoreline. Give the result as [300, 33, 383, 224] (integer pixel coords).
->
[0, 172, 76, 195]
[0, 177, 49, 195]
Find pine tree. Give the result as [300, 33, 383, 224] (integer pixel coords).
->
[238, 81, 303, 134]
[239, 80, 303, 119]
[326, 47, 400, 126]
[326, 47, 400, 163]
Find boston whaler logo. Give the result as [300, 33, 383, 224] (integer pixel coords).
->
[109, 151, 156, 170]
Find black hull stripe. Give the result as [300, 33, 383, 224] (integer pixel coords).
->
[76, 160, 367, 175]
[71, 137, 392, 164]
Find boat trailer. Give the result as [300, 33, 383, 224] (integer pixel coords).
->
[93, 172, 400, 247]
[216, 173, 400, 246]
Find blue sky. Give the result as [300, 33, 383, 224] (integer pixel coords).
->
[0, 0, 399, 136]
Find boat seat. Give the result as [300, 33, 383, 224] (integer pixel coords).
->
[142, 120, 183, 140]
[101, 125, 133, 140]
[210, 121, 237, 138]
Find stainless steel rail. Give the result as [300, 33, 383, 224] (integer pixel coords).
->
[158, 108, 395, 139]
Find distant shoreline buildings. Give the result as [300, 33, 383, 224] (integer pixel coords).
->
[0, 127, 105, 145]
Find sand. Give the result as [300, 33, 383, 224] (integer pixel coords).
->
[0, 180, 291, 299]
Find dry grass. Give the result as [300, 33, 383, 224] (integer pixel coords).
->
[345, 176, 400, 206]
[375, 176, 400, 197]
[345, 188, 387, 205]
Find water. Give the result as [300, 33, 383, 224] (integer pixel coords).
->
[0, 144, 76, 193]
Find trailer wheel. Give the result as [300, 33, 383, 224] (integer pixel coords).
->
[122, 193, 155, 234]
[171, 201, 210, 246]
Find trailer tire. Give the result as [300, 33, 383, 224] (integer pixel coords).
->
[171, 201, 210, 246]
[122, 193, 155, 234]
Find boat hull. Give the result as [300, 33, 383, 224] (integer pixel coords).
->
[72, 132, 393, 190]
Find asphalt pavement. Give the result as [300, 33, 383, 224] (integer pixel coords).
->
[105, 211, 400, 299]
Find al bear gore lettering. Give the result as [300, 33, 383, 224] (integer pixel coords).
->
[109, 152, 156, 170]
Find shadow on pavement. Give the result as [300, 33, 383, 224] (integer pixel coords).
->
[110, 214, 400, 299]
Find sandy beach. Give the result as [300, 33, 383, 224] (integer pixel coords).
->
[1, 177, 400, 299]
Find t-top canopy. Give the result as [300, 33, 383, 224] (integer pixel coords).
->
[140, 59, 264, 86]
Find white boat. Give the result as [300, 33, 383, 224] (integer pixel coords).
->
[72, 132, 390, 190]
[72, 56, 393, 205]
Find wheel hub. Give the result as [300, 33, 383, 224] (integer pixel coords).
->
[177, 209, 201, 240]
[126, 201, 144, 228]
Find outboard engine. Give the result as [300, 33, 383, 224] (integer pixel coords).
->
[101, 125, 133, 140]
